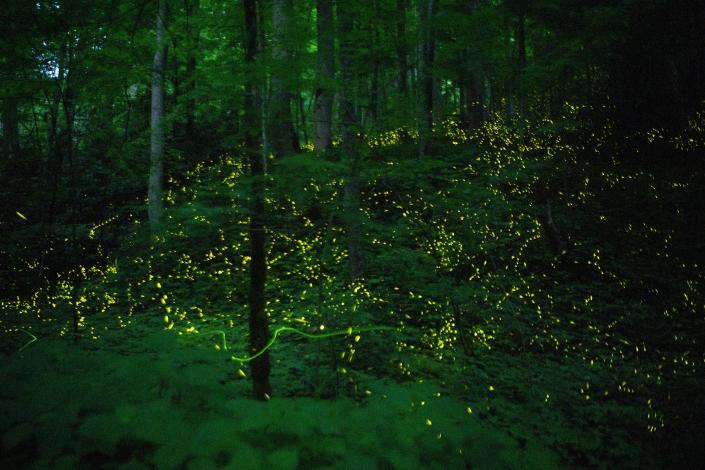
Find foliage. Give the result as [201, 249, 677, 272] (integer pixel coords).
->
[1, 0, 705, 468]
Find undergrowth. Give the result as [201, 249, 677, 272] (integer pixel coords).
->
[2, 114, 704, 469]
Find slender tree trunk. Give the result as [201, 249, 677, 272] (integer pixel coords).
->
[257, 0, 269, 160]
[459, 80, 468, 125]
[432, 77, 443, 124]
[368, 0, 381, 126]
[417, 0, 437, 157]
[367, 2, 382, 127]
[171, 37, 179, 139]
[516, 9, 527, 119]
[2, 98, 20, 159]
[243, 0, 271, 401]
[41, 50, 66, 290]
[313, 0, 334, 152]
[185, 52, 196, 137]
[149, 0, 168, 230]
[339, 0, 364, 280]
[506, 24, 515, 115]
[298, 92, 308, 144]
[123, 86, 133, 143]
[63, 70, 80, 344]
[62, 83, 75, 184]
[370, 61, 380, 124]
[61, 43, 77, 240]
[46, 85, 63, 233]
[185, 0, 199, 142]
[269, 0, 299, 156]
[483, 74, 492, 120]
[396, 0, 408, 96]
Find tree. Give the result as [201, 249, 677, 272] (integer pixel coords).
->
[184, 0, 200, 144]
[269, 0, 299, 156]
[243, 0, 272, 400]
[148, 0, 168, 230]
[1, 98, 20, 160]
[416, 0, 437, 156]
[515, 2, 526, 119]
[395, 0, 409, 97]
[338, 0, 364, 280]
[312, 0, 334, 152]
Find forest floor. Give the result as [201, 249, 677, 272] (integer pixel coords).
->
[2, 130, 704, 469]
[1, 317, 564, 470]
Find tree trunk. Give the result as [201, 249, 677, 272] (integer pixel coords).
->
[123, 86, 133, 143]
[2, 98, 20, 160]
[243, 0, 272, 401]
[171, 37, 179, 142]
[257, 0, 269, 160]
[396, 0, 408, 96]
[45, 76, 64, 234]
[313, 0, 334, 152]
[185, 0, 199, 143]
[298, 92, 308, 144]
[417, 0, 437, 157]
[483, 74, 492, 120]
[516, 9, 527, 119]
[269, 0, 299, 156]
[432, 77, 443, 124]
[62, 43, 77, 241]
[368, 0, 381, 126]
[63, 69, 81, 344]
[339, 0, 364, 280]
[149, 0, 168, 230]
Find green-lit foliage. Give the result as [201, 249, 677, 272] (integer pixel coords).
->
[3, 107, 704, 467]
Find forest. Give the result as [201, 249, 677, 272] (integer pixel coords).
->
[1, 0, 704, 468]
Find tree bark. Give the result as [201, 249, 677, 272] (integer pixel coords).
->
[62, 42, 77, 240]
[123, 86, 133, 143]
[396, 0, 408, 96]
[369, 0, 381, 126]
[483, 74, 492, 120]
[45, 66, 64, 233]
[339, 0, 364, 280]
[149, 0, 168, 230]
[313, 0, 334, 152]
[417, 0, 437, 157]
[516, 9, 527, 119]
[2, 98, 20, 160]
[257, 0, 269, 160]
[269, 0, 299, 156]
[185, 0, 199, 142]
[243, 0, 272, 400]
